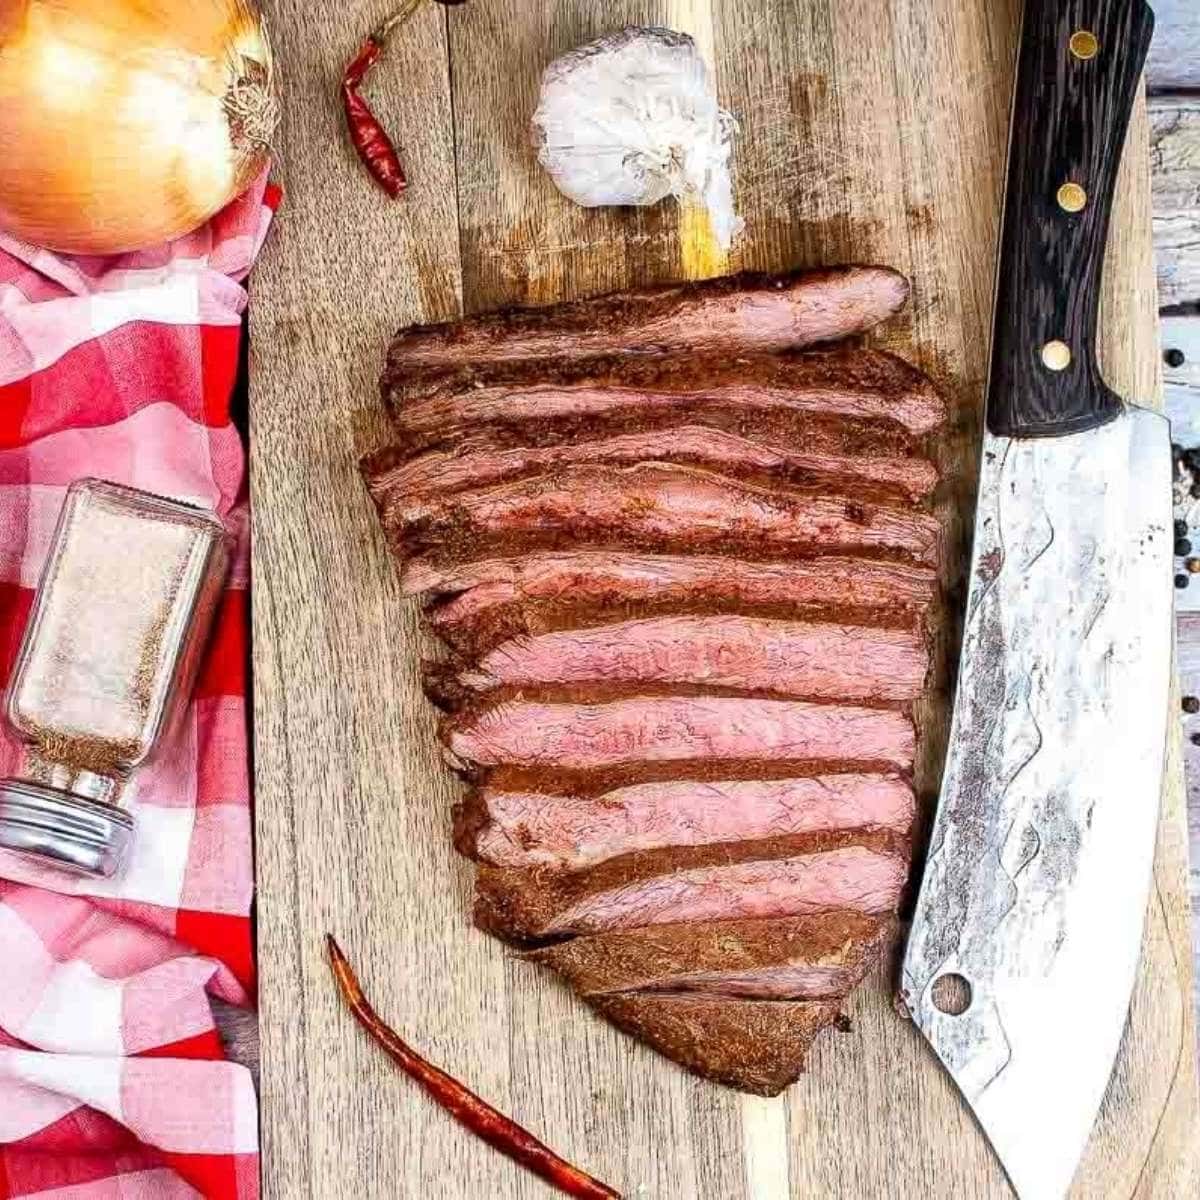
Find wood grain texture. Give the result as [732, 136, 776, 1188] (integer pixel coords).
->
[249, 4, 464, 1198]
[1163, 316, 1200, 1028]
[1146, 0, 1200, 91]
[1150, 95, 1200, 309]
[1177, 616, 1200, 1023]
[213, 1000, 260, 1090]
[1163, 314, 1200, 428]
[250, 2, 1200, 1196]
[987, 0, 1153, 437]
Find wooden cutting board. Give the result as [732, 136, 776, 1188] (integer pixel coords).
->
[248, 2, 1200, 1195]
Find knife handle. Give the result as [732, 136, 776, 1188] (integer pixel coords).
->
[986, 0, 1155, 439]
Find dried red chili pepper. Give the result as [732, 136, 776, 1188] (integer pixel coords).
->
[342, 39, 404, 197]
[342, 2, 421, 197]
[327, 936, 622, 1200]
[343, 0, 469, 197]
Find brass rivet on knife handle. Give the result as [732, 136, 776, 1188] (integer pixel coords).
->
[1069, 30, 1100, 61]
[1042, 340, 1072, 372]
[1057, 182, 1088, 213]
[983, 0, 1151, 437]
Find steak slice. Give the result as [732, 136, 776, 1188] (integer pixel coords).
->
[435, 616, 929, 703]
[528, 912, 890, 999]
[473, 830, 907, 940]
[365, 424, 938, 506]
[406, 548, 937, 604]
[483, 758, 918, 795]
[385, 266, 909, 378]
[408, 553, 937, 659]
[366, 263, 941, 1097]
[385, 348, 945, 445]
[427, 594, 925, 661]
[392, 464, 941, 565]
[444, 695, 916, 771]
[372, 400, 923, 467]
[586, 993, 845, 1096]
[455, 773, 916, 870]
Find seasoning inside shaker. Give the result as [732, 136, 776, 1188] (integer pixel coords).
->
[0, 479, 230, 878]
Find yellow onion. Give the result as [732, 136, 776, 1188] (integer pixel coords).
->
[0, 0, 277, 254]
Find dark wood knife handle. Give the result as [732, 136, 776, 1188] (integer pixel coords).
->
[986, 0, 1155, 438]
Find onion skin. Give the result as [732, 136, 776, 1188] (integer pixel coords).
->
[0, 0, 277, 254]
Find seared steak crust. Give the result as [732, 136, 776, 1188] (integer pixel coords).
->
[385, 349, 944, 450]
[412, 551, 938, 657]
[364, 267, 944, 1092]
[455, 773, 916, 870]
[432, 615, 928, 704]
[529, 913, 891, 1000]
[390, 463, 941, 566]
[365, 421, 937, 507]
[586, 993, 847, 1097]
[473, 829, 908, 942]
[444, 694, 917, 772]
[386, 265, 910, 381]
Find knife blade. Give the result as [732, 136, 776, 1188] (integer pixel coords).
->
[901, 3, 1170, 1199]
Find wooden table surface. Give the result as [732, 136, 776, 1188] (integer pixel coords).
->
[248, 2, 1200, 1196]
[1147, 4, 1200, 1026]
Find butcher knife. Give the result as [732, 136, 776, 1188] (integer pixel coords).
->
[901, 3, 1171, 1199]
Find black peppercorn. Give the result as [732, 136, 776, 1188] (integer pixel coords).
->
[1191, 732, 1200, 747]
[1184, 696, 1200, 714]
[1176, 574, 1189, 589]
[1177, 539, 1193, 557]
[1177, 519, 1189, 538]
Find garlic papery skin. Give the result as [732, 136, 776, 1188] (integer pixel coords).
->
[532, 26, 743, 250]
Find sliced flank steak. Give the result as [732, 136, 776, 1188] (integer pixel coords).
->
[364, 422, 938, 507]
[432, 615, 929, 704]
[407, 552, 938, 658]
[368, 400, 929, 476]
[384, 348, 945, 448]
[384, 265, 910, 383]
[425, 593, 930, 661]
[444, 694, 916, 773]
[528, 912, 891, 1000]
[365, 261, 946, 1095]
[454, 773, 916, 870]
[586, 993, 847, 1097]
[404, 548, 938, 605]
[389, 464, 941, 565]
[473, 829, 908, 942]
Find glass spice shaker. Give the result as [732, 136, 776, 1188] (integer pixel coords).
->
[0, 479, 231, 878]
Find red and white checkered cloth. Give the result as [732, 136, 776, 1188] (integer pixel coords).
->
[0, 175, 279, 1200]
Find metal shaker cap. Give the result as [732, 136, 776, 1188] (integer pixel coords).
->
[0, 780, 133, 878]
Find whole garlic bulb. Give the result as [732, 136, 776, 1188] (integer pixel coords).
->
[532, 27, 743, 249]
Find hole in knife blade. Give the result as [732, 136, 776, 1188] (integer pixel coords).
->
[931, 973, 972, 1017]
